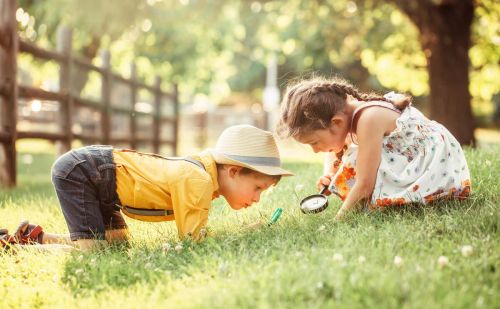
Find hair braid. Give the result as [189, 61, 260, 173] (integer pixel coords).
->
[277, 76, 412, 139]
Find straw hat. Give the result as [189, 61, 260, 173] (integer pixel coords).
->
[209, 125, 293, 176]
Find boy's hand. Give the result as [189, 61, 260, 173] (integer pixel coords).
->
[316, 174, 333, 195]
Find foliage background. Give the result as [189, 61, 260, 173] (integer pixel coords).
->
[16, 0, 500, 124]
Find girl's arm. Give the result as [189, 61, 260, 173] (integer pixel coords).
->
[335, 107, 395, 219]
[323, 152, 337, 175]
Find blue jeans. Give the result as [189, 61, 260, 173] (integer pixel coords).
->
[51, 145, 127, 240]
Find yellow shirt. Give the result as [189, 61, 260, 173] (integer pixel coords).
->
[112, 149, 219, 240]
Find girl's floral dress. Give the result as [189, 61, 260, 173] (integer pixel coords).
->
[328, 101, 471, 209]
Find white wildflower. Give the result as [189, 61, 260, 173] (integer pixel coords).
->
[162, 242, 172, 252]
[317, 225, 326, 232]
[393, 256, 403, 268]
[218, 261, 228, 274]
[333, 253, 343, 262]
[461, 245, 473, 257]
[437, 256, 449, 268]
[358, 255, 366, 264]
[74, 268, 84, 275]
[199, 228, 208, 238]
[22, 154, 33, 165]
[174, 244, 183, 252]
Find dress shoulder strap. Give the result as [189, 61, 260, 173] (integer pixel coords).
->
[351, 101, 400, 121]
[349, 101, 401, 145]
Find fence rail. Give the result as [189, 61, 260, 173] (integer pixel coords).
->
[0, 0, 179, 187]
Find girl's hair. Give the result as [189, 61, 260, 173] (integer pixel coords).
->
[277, 76, 411, 138]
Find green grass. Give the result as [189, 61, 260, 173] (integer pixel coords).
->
[0, 146, 499, 309]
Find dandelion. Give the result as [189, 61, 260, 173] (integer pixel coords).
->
[174, 244, 183, 252]
[358, 255, 366, 264]
[333, 253, 343, 262]
[461, 245, 473, 257]
[393, 256, 403, 268]
[317, 225, 326, 232]
[437, 256, 449, 268]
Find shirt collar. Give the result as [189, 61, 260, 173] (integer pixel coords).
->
[196, 150, 220, 199]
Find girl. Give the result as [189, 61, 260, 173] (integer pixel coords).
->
[278, 77, 471, 219]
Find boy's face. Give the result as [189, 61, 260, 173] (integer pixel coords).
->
[221, 167, 277, 210]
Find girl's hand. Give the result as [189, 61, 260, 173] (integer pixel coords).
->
[316, 174, 333, 195]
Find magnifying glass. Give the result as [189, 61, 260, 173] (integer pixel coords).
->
[299, 186, 329, 214]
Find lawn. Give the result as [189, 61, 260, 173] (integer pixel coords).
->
[0, 144, 498, 308]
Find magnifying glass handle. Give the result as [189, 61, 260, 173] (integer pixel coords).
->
[319, 186, 328, 195]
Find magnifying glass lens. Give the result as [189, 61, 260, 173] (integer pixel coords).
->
[300, 194, 328, 213]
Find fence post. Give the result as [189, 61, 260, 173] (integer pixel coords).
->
[129, 62, 137, 149]
[153, 76, 161, 154]
[0, 0, 18, 187]
[56, 26, 73, 154]
[172, 84, 179, 156]
[101, 50, 111, 145]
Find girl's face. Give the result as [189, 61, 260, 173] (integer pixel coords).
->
[221, 167, 277, 210]
[296, 113, 350, 153]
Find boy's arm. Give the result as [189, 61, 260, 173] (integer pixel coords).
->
[170, 177, 213, 241]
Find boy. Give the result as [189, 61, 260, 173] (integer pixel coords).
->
[2, 125, 292, 251]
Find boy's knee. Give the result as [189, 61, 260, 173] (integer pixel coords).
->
[51, 151, 86, 180]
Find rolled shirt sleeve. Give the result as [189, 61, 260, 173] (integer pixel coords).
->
[170, 176, 213, 241]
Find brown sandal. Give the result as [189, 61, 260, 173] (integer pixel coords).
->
[0, 228, 17, 250]
[14, 220, 44, 245]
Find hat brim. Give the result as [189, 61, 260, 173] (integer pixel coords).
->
[209, 149, 294, 176]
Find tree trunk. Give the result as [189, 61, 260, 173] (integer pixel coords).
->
[392, 0, 476, 145]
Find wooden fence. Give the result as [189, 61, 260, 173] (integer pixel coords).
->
[0, 0, 179, 187]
